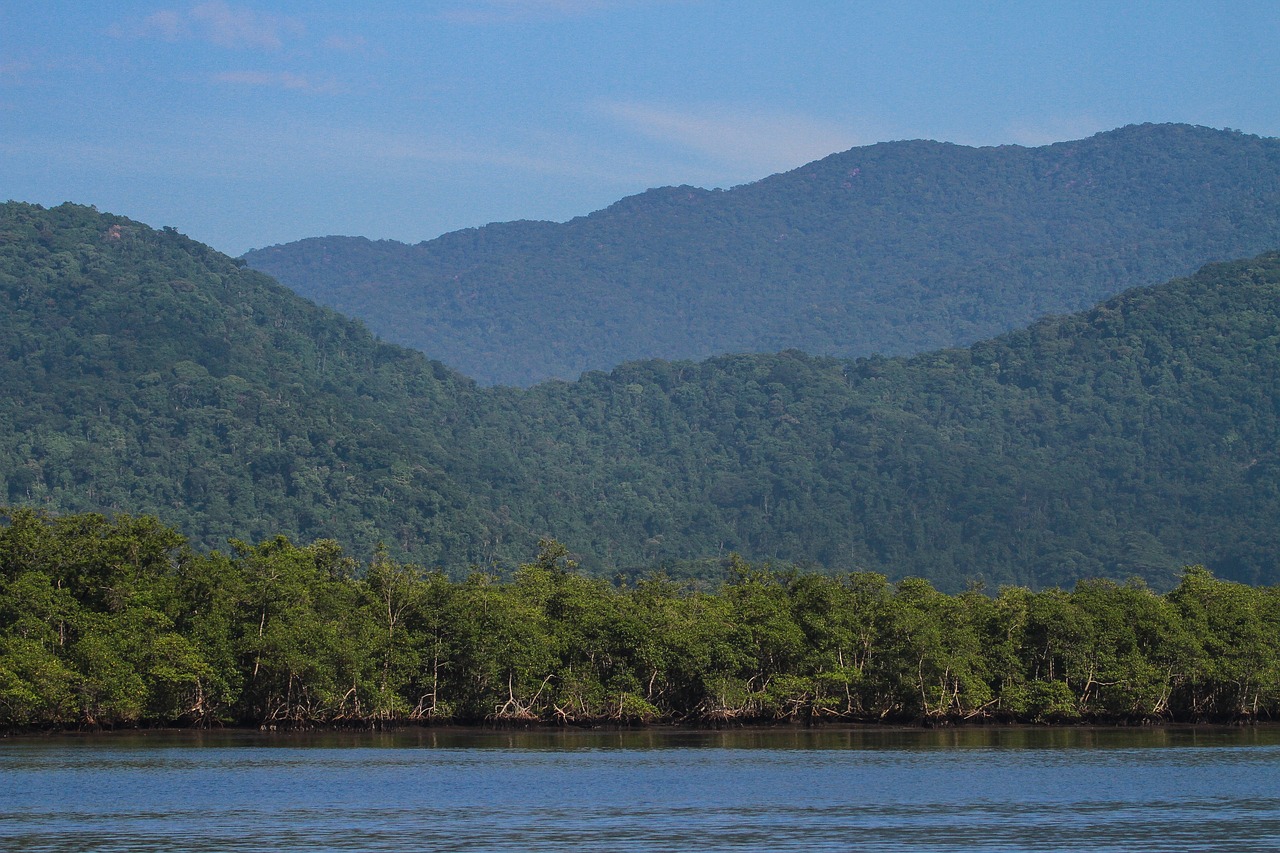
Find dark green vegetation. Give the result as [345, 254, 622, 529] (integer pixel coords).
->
[3, 509, 1278, 730]
[0, 201, 498, 564]
[504, 254, 1280, 589]
[3, 200, 1280, 590]
[246, 124, 1280, 386]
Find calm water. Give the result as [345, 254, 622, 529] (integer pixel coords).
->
[2, 727, 1279, 852]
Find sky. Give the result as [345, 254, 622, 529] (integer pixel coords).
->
[3, 1, 1279, 256]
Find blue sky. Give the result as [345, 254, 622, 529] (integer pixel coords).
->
[4, 1, 1279, 255]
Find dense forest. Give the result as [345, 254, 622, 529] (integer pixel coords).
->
[0, 200, 499, 564]
[246, 124, 1280, 385]
[2, 201, 1280, 590]
[2, 509, 1277, 731]
[495, 252, 1280, 588]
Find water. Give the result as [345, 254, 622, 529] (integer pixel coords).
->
[3, 727, 1279, 851]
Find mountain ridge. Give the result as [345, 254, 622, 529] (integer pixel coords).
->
[246, 123, 1280, 386]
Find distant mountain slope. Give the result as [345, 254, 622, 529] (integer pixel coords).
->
[246, 123, 1280, 386]
[487, 252, 1280, 589]
[5, 202, 1279, 590]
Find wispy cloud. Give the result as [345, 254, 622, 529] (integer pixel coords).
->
[191, 2, 303, 49]
[599, 101, 869, 175]
[211, 70, 345, 94]
[109, 2, 304, 51]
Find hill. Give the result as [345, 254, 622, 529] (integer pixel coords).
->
[245, 123, 1280, 386]
[0, 201, 496, 563]
[486, 252, 1280, 589]
[3, 201, 1279, 590]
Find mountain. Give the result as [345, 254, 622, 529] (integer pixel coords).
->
[0, 201, 495, 563]
[488, 252, 1280, 589]
[4, 201, 1279, 589]
[245, 123, 1280, 386]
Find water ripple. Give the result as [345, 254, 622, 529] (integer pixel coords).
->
[3, 729, 1279, 852]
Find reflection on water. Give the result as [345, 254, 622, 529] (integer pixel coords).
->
[3, 727, 1279, 852]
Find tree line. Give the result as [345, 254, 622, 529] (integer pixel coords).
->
[2, 509, 1277, 731]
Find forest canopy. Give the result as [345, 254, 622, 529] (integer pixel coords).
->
[2, 201, 1279, 590]
[2, 509, 1278, 731]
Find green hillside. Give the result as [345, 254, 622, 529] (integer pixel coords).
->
[0, 202, 495, 563]
[246, 123, 1280, 386]
[485, 253, 1280, 589]
[3, 201, 1279, 590]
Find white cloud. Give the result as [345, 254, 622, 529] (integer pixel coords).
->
[109, 3, 304, 51]
[598, 101, 870, 176]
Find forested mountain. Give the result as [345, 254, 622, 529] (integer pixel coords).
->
[489, 252, 1280, 589]
[3, 202, 1279, 590]
[0, 202, 495, 563]
[245, 123, 1280, 386]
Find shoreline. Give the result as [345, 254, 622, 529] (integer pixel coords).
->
[7, 718, 1279, 741]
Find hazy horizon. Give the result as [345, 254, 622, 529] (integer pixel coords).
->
[5, 2, 1279, 255]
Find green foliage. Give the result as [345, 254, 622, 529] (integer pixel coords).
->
[0, 200, 492, 563]
[4, 513, 1278, 730]
[246, 124, 1280, 386]
[0, 508, 216, 725]
[475, 251, 1280, 588]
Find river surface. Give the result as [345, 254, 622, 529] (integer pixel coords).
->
[2, 726, 1279, 851]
